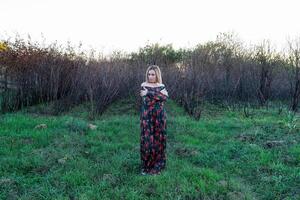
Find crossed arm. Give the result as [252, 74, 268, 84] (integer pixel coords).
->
[140, 83, 169, 100]
[147, 89, 168, 101]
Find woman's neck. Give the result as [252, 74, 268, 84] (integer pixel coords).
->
[147, 82, 159, 86]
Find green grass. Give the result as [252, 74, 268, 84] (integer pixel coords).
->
[0, 97, 299, 199]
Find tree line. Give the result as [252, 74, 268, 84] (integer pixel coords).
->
[0, 32, 299, 119]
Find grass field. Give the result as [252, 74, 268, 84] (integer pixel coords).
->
[0, 97, 299, 199]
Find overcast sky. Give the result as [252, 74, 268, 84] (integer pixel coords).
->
[1, 0, 300, 55]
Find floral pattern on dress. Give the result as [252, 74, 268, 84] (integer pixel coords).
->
[140, 85, 168, 174]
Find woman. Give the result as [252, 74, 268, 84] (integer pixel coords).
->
[139, 65, 169, 175]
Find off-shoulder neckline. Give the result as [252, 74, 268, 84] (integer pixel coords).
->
[141, 83, 165, 88]
[143, 85, 164, 88]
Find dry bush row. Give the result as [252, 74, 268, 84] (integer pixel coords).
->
[1, 33, 300, 119]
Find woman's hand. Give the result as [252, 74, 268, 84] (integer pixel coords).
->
[160, 88, 168, 97]
[140, 87, 148, 97]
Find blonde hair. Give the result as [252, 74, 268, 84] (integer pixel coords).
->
[145, 65, 162, 84]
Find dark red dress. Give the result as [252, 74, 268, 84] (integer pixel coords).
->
[140, 85, 168, 174]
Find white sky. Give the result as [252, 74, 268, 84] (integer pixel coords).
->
[1, 0, 300, 55]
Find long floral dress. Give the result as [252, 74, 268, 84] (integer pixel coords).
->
[140, 85, 168, 174]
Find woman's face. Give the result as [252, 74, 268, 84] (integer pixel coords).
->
[147, 69, 157, 83]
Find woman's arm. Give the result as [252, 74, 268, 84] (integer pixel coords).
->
[160, 88, 168, 97]
[147, 89, 168, 102]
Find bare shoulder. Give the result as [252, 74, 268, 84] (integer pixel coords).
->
[141, 82, 165, 86]
[141, 82, 146, 86]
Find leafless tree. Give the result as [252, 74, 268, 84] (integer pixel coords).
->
[287, 37, 300, 112]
